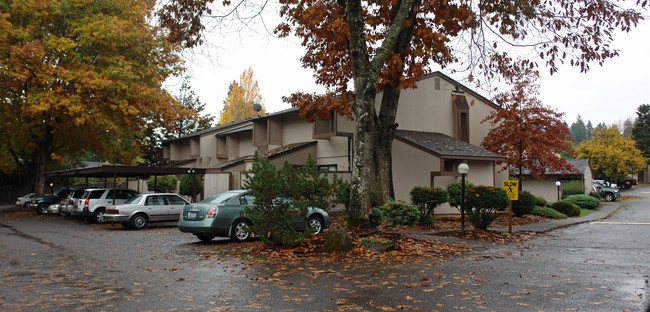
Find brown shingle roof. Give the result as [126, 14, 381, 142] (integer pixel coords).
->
[394, 130, 504, 159]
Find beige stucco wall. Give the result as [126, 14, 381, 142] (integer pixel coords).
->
[169, 140, 190, 161]
[282, 115, 313, 144]
[521, 178, 561, 203]
[391, 139, 439, 203]
[388, 77, 454, 134]
[315, 136, 351, 171]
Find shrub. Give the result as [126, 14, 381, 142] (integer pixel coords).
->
[378, 200, 420, 226]
[179, 174, 202, 199]
[531, 206, 567, 219]
[550, 201, 581, 217]
[534, 196, 548, 208]
[588, 190, 600, 200]
[563, 194, 599, 209]
[243, 153, 339, 247]
[561, 180, 584, 199]
[147, 175, 178, 193]
[465, 186, 510, 230]
[511, 191, 536, 217]
[446, 180, 475, 212]
[410, 186, 448, 223]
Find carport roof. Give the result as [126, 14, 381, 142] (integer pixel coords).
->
[43, 165, 206, 179]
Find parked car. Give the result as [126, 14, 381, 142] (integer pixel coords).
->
[47, 202, 61, 214]
[16, 193, 35, 207]
[104, 193, 189, 229]
[75, 188, 139, 224]
[32, 188, 76, 214]
[60, 188, 86, 217]
[178, 190, 330, 242]
[616, 179, 637, 189]
[592, 181, 621, 202]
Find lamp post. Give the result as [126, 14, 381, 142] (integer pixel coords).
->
[458, 163, 469, 231]
[49, 182, 54, 194]
[188, 168, 196, 203]
[555, 181, 561, 201]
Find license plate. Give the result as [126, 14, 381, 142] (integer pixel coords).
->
[189, 211, 197, 219]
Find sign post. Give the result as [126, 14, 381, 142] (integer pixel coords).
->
[502, 180, 519, 233]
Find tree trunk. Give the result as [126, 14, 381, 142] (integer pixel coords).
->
[374, 84, 401, 202]
[348, 96, 377, 219]
[33, 125, 54, 196]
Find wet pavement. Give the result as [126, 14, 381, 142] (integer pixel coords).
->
[1, 186, 649, 311]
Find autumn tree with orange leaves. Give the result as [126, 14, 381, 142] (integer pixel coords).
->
[158, 0, 647, 219]
[481, 72, 575, 190]
[0, 0, 186, 195]
[218, 67, 266, 125]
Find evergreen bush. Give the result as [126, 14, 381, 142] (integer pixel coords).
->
[446, 180, 475, 213]
[179, 174, 202, 199]
[563, 194, 599, 209]
[531, 206, 568, 219]
[534, 196, 548, 208]
[243, 153, 338, 247]
[550, 201, 581, 217]
[378, 200, 420, 226]
[147, 175, 178, 193]
[511, 191, 536, 217]
[465, 186, 510, 230]
[410, 186, 448, 223]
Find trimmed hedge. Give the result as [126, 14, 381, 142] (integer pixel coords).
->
[410, 186, 449, 217]
[563, 194, 600, 209]
[550, 201, 581, 217]
[531, 206, 568, 219]
[511, 191, 536, 217]
[373, 200, 421, 226]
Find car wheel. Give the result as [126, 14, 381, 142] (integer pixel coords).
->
[307, 216, 324, 234]
[130, 213, 148, 230]
[195, 234, 215, 242]
[121, 222, 132, 229]
[230, 220, 251, 243]
[604, 193, 615, 202]
[37, 203, 48, 214]
[92, 209, 106, 224]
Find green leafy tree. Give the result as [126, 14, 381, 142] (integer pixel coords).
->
[147, 175, 178, 193]
[170, 78, 215, 137]
[179, 174, 203, 201]
[0, 0, 185, 194]
[632, 104, 650, 159]
[465, 186, 510, 230]
[577, 125, 647, 181]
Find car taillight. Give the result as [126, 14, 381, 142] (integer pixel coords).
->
[206, 206, 217, 218]
[84, 199, 89, 207]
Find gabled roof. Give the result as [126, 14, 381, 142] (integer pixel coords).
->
[163, 119, 250, 144]
[421, 71, 501, 110]
[394, 130, 504, 160]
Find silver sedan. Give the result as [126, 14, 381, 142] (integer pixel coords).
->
[104, 193, 189, 230]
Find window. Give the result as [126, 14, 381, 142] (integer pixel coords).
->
[453, 91, 470, 143]
[318, 165, 337, 172]
[165, 195, 187, 205]
[443, 160, 455, 173]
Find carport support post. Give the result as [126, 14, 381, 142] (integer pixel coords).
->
[112, 172, 117, 205]
[188, 168, 196, 203]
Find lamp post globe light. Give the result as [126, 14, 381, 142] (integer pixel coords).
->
[188, 168, 196, 203]
[555, 181, 561, 201]
[458, 163, 469, 231]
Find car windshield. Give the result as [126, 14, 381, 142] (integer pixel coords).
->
[200, 192, 241, 205]
[124, 195, 143, 204]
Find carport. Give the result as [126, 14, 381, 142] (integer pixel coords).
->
[43, 165, 206, 203]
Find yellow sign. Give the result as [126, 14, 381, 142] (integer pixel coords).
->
[502, 180, 518, 200]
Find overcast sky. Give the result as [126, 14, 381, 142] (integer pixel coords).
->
[170, 9, 650, 128]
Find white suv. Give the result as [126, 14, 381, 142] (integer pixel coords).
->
[76, 188, 139, 224]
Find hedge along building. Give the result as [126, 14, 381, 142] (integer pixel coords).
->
[162, 72, 509, 215]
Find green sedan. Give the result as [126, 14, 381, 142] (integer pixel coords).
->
[178, 190, 331, 242]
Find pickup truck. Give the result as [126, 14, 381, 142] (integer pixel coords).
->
[32, 188, 76, 214]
